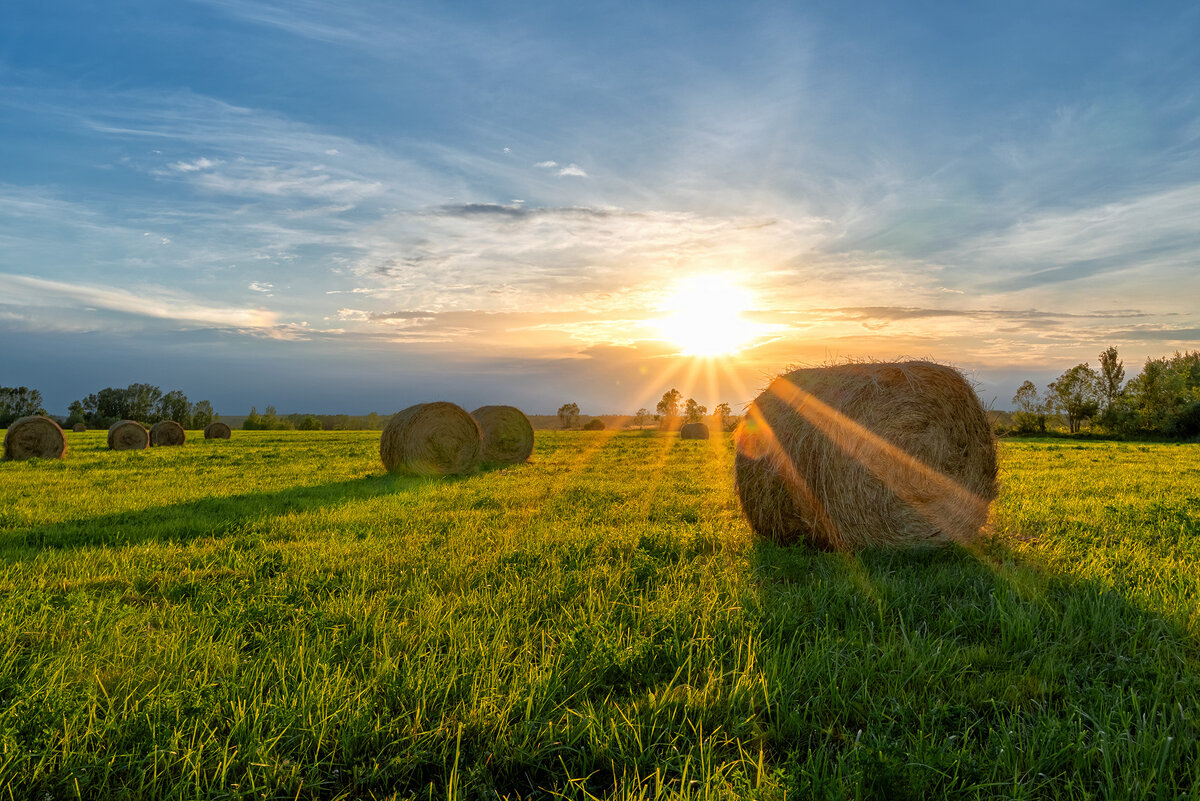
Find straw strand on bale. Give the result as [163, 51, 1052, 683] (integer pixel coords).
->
[734, 360, 997, 551]
[471, 405, 534, 464]
[108, 420, 149, 451]
[680, 422, 710, 440]
[204, 422, 232, 440]
[380, 402, 482, 476]
[150, 420, 186, 447]
[3, 416, 67, 460]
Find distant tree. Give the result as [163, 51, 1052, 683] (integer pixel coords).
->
[191, 400, 215, 430]
[125, 383, 163, 422]
[557, 402, 580, 429]
[1011, 380, 1047, 434]
[632, 408, 649, 428]
[656, 389, 682, 420]
[1097, 346, 1125, 410]
[1121, 350, 1200, 435]
[243, 406, 263, 430]
[0, 386, 46, 428]
[713, 402, 734, 431]
[683, 398, 707, 423]
[64, 399, 87, 429]
[1047, 364, 1101, 434]
[298, 415, 323, 430]
[156, 390, 191, 427]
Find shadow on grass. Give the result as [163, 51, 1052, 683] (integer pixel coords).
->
[3, 467, 507, 554]
[751, 538, 1200, 800]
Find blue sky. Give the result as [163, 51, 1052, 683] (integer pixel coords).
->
[2, 1, 1198, 415]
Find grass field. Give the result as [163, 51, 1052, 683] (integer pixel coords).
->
[1, 430, 1199, 799]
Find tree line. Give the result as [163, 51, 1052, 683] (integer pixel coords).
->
[555, 390, 739, 431]
[65, 384, 217, 430]
[240, 407, 388, 431]
[1011, 347, 1200, 438]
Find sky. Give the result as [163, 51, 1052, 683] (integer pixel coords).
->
[2, 1, 1199, 415]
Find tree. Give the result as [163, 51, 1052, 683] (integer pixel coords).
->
[94, 387, 130, 422]
[1097, 346, 1125, 421]
[713, 402, 734, 431]
[64, 399, 87, 429]
[1046, 364, 1101, 434]
[0, 386, 46, 428]
[683, 398, 707, 423]
[656, 389, 682, 420]
[124, 383, 163, 422]
[298, 415, 323, 430]
[557, 402, 580, 429]
[191, 400, 215, 429]
[244, 407, 263, 430]
[1011, 380, 1047, 434]
[1121, 350, 1200, 435]
[632, 408, 649, 428]
[157, 390, 191, 427]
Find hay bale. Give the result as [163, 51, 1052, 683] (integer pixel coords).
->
[734, 361, 997, 551]
[149, 420, 186, 447]
[72, 423, 87, 432]
[108, 420, 149, 450]
[583, 418, 606, 430]
[471, 405, 534, 464]
[204, 422, 232, 440]
[680, 422, 710, 440]
[380, 402, 481, 476]
[3, 416, 67, 460]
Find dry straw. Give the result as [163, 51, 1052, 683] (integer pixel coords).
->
[204, 422, 232, 440]
[3, 416, 67, 460]
[680, 422, 710, 440]
[471, 405, 534, 464]
[72, 423, 87, 433]
[149, 420, 186, 447]
[380, 402, 482, 476]
[108, 420, 149, 451]
[734, 360, 997, 550]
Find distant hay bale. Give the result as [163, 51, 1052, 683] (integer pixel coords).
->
[108, 420, 149, 451]
[583, 418, 606, 430]
[72, 423, 87, 432]
[471, 405, 534, 464]
[734, 360, 997, 551]
[204, 422, 232, 440]
[3, 416, 67, 461]
[680, 422, 710, 440]
[149, 420, 186, 447]
[380, 402, 482, 476]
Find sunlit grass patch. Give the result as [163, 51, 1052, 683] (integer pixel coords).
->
[0, 431, 1197, 798]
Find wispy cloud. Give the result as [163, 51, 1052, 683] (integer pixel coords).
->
[171, 157, 220, 172]
[0, 273, 279, 330]
[557, 163, 587, 177]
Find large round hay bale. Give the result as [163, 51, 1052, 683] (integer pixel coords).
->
[204, 422, 232, 440]
[108, 420, 149, 450]
[149, 420, 186, 447]
[680, 422, 710, 440]
[3, 416, 67, 460]
[72, 423, 87, 433]
[734, 361, 997, 551]
[470, 405, 534, 464]
[583, 418, 606, 430]
[380, 402, 482, 476]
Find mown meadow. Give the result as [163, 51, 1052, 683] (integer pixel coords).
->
[0, 430, 1198, 799]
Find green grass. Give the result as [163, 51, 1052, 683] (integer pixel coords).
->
[0, 430, 1198, 799]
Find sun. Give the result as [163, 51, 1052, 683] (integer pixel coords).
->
[656, 274, 764, 357]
